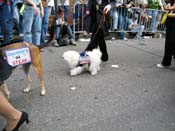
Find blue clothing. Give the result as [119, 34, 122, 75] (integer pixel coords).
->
[41, 6, 52, 43]
[23, 5, 42, 45]
[0, 2, 13, 45]
[55, 24, 74, 40]
[146, 9, 158, 32]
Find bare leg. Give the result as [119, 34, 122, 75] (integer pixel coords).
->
[0, 90, 22, 131]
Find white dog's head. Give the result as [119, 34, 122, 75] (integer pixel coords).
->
[62, 50, 80, 69]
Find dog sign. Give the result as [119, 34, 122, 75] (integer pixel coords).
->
[5, 47, 31, 67]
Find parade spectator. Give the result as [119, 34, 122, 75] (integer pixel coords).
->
[145, 0, 164, 32]
[0, 0, 13, 46]
[13, 1, 24, 37]
[23, 0, 44, 46]
[128, 14, 145, 38]
[110, 0, 123, 31]
[110, 0, 133, 40]
[40, 0, 54, 45]
[157, 0, 175, 68]
[74, 0, 92, 40]
[57, 0, 70, 22]
[80, 2, 92, 36]
[51, 7, 76, 47]
[85, 0, 115, 62]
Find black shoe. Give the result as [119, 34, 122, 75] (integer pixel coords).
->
[101, 56, 108, 62]
[3, 111, 29, 131]
[101, 53, 108, 62]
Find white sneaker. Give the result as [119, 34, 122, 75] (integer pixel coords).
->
[123, 37, 128, 41]
[111, 37, 115, 40]
[19, 33, 24, 37]
[70, 39, 77, 46]
[157, 64, 163, 68]
[53, 41, 59, 47]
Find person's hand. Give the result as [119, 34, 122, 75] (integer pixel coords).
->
[103, 4, 111, 14]
[40, 7, 44, 17]
[165, 4, 171, 10]
[115, 3, 122, 7]
[33, 5, 39, 15]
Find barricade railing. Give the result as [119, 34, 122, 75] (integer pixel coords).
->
[72, 3, 167, 38]
[73, 3, 90, 38]
[109, 7, 166, 33]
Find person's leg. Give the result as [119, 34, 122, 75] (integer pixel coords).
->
[0, 90, 22, 131]
[0, 82, 10, 99]
[41, 6, 51, 43]
[32, 8, 41, 46]
[64, 5, 70, 22]
[23, 6, 34, 44]
[151, 10, 158, 32]
[161, 19, 174, 66]
[53, 26, 61, 47]
[118, 10, 126, 39]
[55, 26, 61, 40]
[66, 25, 74, 39]
[111, 8, 118, 30]
[98, 28, 108, 61]
[66, 25, 76, 45]
[0, 3, 13, 45]
[85, 27, 99, 51]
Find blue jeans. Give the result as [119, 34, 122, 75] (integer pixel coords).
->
[56, 25, 74, 40]
[23, 5, 41, 45]
[131, 25, 145, 36]
[41, 6, 51, 43]
[110, 8, 118, 30]
[146, 9, 158, 32]
[0, 3, 13, 45]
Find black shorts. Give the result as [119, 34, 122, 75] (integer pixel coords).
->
[0, 53, 13, 83]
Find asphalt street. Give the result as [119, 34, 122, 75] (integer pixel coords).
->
[0, 38, 175, 131]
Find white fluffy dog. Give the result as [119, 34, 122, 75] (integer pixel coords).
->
[63, 49, 102, 76]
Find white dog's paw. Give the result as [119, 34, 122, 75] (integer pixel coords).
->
[23, 86, 31, 93]
[70, 67, 84, 76]
[91, 70, 97, 75]
[70, 69, 79, 76]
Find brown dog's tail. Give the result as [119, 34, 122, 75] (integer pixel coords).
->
[38, 26, 55, 49]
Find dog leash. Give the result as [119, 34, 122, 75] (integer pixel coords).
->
[89, 12, 106, 45]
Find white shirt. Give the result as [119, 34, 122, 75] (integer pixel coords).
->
[57, 0, 69, 6]
[48, 0, 54, 7]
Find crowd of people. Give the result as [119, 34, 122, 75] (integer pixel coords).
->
[0, 0, 168, 45]
[74, 0, 166, 40]
[0, 0, 175, 130]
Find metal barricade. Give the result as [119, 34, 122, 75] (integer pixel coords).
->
[109, 7, 166, 33]
[72, 3, 167, 38]
[73, 3, 89, 37]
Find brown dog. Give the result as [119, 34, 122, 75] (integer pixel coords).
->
[0, 42, 46, 96]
